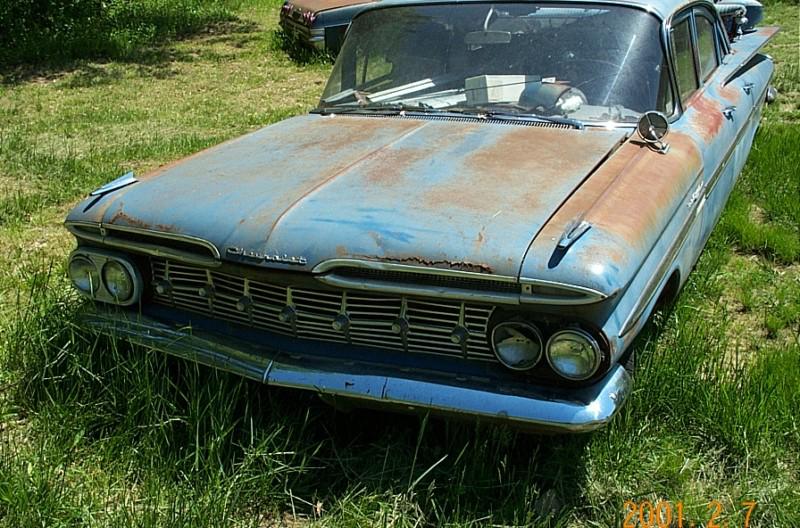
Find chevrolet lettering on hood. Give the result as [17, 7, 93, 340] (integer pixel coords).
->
[64, 0, 778, 432]
[226, 247, 308, 266]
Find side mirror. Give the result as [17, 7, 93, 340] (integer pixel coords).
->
[636, 111, 670, 154]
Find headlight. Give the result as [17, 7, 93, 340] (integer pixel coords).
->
[546, 329, 601, 381]
[491, 322, 543, 371]
[68, 256, 100, 295]
[102, 261, 134, 302]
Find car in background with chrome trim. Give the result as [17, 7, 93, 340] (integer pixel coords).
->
[279, 0, 369, 54]
[64, 0, 778, 432]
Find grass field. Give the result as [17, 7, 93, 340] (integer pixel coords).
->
[0, 1, 798, 526]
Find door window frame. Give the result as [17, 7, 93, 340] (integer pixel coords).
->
[665, 3, 729, 115]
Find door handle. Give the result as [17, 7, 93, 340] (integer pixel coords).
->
[743, 82, 754, 95]
[722, 106, 737, 120]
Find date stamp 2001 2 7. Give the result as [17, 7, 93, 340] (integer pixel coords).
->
[623, 500, 757, 528]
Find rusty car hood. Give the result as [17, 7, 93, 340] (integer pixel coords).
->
[68, 114, 627, 278]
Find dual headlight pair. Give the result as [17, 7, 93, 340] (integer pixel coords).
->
[491, 321, 602, 381]
[68, 250, 142, 305]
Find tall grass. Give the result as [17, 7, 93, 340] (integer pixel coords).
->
[0, 0, 238, 67]
[1, 256, 798, 526]
[719, 124, 800, 263]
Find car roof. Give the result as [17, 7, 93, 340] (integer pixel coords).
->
[365, 0, 700, 22]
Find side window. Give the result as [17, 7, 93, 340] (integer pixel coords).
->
[694, 12, 719, 81]
[672, 18, 698, 102]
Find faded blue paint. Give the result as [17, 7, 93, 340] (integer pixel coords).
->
[68, 115, 626, 277]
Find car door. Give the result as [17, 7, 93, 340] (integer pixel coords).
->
[670, 5, 757, 242]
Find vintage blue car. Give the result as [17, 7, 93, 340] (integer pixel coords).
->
[65, 0, 778, 432]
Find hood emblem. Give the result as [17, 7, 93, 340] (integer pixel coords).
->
[226, 247, 308, 266]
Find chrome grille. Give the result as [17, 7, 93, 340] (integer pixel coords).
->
[150, 258, 496, 361]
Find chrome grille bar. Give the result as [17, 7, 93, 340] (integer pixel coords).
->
[150, 258, 496, 362]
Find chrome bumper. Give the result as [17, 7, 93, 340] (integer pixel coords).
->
[84, 309, 631, 433]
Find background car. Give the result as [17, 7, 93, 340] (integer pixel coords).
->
[279, 0, 371, 54]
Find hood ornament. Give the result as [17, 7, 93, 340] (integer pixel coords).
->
[557, 219, 591, 250]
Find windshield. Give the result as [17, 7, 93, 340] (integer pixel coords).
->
[319, 3, 674, 124]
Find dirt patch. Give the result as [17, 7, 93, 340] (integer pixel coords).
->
[713, 254, 799, 370]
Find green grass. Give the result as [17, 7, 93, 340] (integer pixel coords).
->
[0, 0, 240, 67]
[0, 1, 799, 526]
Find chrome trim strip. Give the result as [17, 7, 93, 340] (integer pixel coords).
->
[519, 277, 610, 304]
[316, 274, 520, 305]
[312, 258, 518, 282]
[65, 221, 222, 268]
[83, 309, 631, 432]
[315, 259, 608, 305]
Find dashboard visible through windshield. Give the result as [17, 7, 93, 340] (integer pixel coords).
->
[319, 3, 674, 124]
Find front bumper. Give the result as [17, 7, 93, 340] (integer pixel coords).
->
[85, 308, 631, 433]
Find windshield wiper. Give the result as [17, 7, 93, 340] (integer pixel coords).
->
[446, 106, 584, 130]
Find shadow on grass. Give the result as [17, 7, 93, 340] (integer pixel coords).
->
[0, 19, 260, 87]
[270, 29, 334, 66]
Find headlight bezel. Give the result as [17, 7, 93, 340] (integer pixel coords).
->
[487, 308, 609, 383]
[545, 328, 602, 381]
[68, 249, 143, 306]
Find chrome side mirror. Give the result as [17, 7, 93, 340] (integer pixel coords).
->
[636, 111, 670, 154]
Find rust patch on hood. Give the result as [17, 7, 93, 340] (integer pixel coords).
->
[422, 126, 624, 217]
[526, 131, 702, 268]
[357, 255, 493, 274]
[109, 210, 151, 230]
[108, 209, 182, 233]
